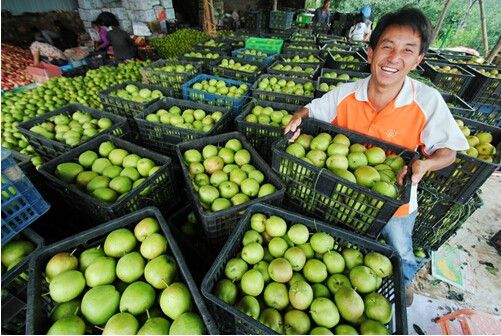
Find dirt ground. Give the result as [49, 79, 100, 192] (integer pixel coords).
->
[411, 173, 501, 316]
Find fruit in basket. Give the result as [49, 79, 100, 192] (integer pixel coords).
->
[47, 315, 86, 335]
[45, 252, 78, 281]
[431, 65, 462, 74]
[137, 317, 171, 334]
[219, 59, 259, 73]
[1, 239, 35, 268]
[184, 51, 220, 59]
[42, 218, 208, 334]
[242, 49, 268, 57]
[145, 105, 224, 133]
[256, 77, 314, 97]
[282, 54, 321, 63]
[214, 212, 393, 334]
[456, 120, 497, 162]
[191, 79, 248, 98]
[111, 84, 164, 103]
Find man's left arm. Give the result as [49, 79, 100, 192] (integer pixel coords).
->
[398, 148, 456, 185]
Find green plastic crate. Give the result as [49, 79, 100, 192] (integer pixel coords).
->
[245, 37, 284, 54]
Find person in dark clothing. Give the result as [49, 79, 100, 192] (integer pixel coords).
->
[101, 14, 136, 62]
[53, 20, 78, 51]
[313, 0, 331, 26]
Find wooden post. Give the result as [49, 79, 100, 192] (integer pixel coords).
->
[431, 0, 453, 43]
[273, 0, 278, 11]
[487, 35, 501, 63]
[478, 0, 489, 57]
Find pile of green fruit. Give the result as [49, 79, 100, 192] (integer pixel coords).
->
[182, 138, 278, 212]
[144, 105, 224, 132]
[149, 63, 195, 74]
[244, 105, 293, 128]
[318, 81, 343, 92]
[456, 119, 497, 163]
[218, 59, 259, 73]
[1, 61, 146, 167]
[322, 72, 361, 80]
[476, 68, 501, 79]
[256, 77, 314, 97]
[27, 111, 113, 147]
[42, 217, 207, 335]
[212, 212, 395, 334]
[431, 65, 462, 74]
[2, 238, 35, 271]
[331, 53, 363, 70]
[286, 44, 317, 50]
[192, 78, 249, 98]
[271, 63, 316, 75]
[285, 132, 406, 199]
[292, 37, 315, 42]
[282, 54, 322, 64]
[183, 51, 220, 59]
[446, 56, 491, 65]
[55, 140, 161, 204]
[151, 28, 207, 59]
[110, 84, 164, 103]
[198, 39, 225, 48]
[240, 49, 269, 57]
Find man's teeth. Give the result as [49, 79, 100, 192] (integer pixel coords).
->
[381, 66, 398, 73]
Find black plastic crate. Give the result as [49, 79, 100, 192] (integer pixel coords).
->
[462, 65, 501, 106]
[420, 115, 501, 203]
[17, 104, 129, 162]
[440, 92, 476, 119]
[166, 204, 219, 284]
[195, 39, 232, 54]
[267, 60, 320, 79]
[38, 135, 177, 222]
[269, 10, 295, 30]
[201, 203, 407, 335]
[413, 187, 483, 251]
[135, 97, 232, 158]
[211, 57, 267, 83]
[140, 59, 203, 94]
[137, 46, 160, 61]
[491, 230, 501, 256]
[422, 61, 475, 96]
[470, 103, 501, 128]
[179, 54, 224, 73]
[25, 207, 218, 335]
[2, 228, 44, 335]
[272, 118, 417, 237]
[315, 77, 352, 97]
[176, 131, 285, 246]
[235, 100, 300, 163]
[326, 50, 368, 72]
[98, 81, 173, 120]
[260, 29, 296, 41]
[252, 74, 315, 106]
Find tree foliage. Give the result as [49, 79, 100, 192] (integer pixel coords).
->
[331, 0, 500, 54]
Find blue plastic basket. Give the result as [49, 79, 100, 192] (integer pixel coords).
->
[1, 149, 50, 245]
[231, 48, 278, 66]
[181, 74, 251, 115]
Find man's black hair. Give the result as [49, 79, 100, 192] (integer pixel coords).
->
[369, 7, 432, 55]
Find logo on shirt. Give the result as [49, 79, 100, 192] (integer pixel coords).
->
[385, 128, 398, 138]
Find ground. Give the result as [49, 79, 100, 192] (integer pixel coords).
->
[408, 173, 501, 333]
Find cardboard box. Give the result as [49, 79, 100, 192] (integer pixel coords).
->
[78, 8, 102, 21]
[165, 7, 175, 21]
[120, 20, 133, 33]
[127, 9, 157, 22]
[160, 0, 173, 8]
[123, 0, 159, 10]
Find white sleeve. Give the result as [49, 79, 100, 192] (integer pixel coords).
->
[420, 90, 469, 155]
[304, 88, 340, 123]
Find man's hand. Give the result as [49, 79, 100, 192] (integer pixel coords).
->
[284, 107, 309, 142]
[284, 115, 302, 142]
[396, 160, 430, 186]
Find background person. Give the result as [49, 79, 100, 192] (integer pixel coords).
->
[104, 14, 136, 62]
[91, 20, 110, 51]
[284, 7, 469, 304]
[312, 0, 332, 26]
[348, 12, 372, 41]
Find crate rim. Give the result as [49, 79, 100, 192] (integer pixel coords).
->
[423, 61, 475, 78]
[175, 131, 286, 221]
[98, 80, 172, 109]
[25, 206, 219, 335]
[201, 202, 407, 335]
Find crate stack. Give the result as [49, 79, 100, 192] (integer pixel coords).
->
[1, 149, 48, 335]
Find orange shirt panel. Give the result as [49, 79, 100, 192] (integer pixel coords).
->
[331, 93, 427, 151]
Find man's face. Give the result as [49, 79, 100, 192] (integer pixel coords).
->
[367, 25, 424, 89]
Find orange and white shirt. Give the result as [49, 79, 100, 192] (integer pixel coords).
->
[305, 75, 469, 216]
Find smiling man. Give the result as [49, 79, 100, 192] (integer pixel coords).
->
[284, 7, 468, 304]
